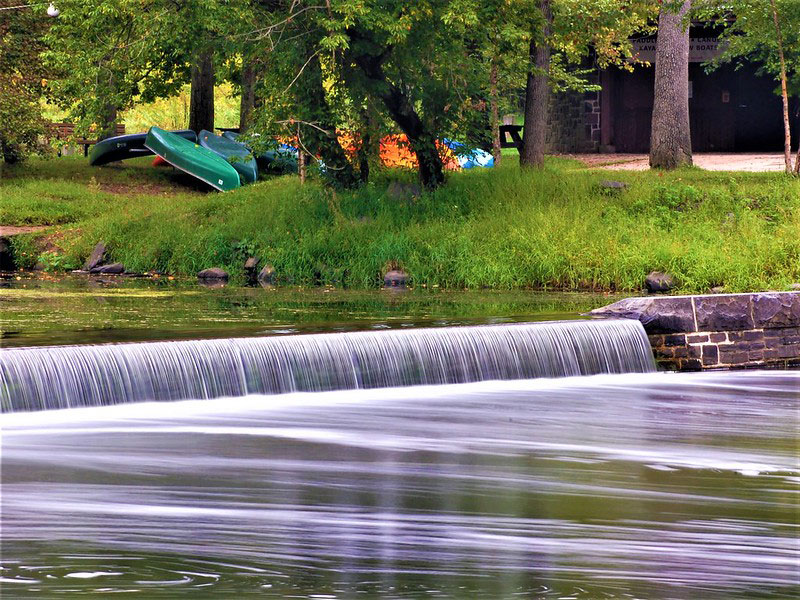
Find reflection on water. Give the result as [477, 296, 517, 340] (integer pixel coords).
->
[2, 370, 798, 598]
[0, 274, 622, 348]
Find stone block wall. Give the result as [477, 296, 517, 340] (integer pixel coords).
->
[544, 66, 601, 154]
[591, 292, 800, 371]
[546, 86, 601, 153]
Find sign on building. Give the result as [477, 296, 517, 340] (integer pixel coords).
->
[629, 37, 726, 63]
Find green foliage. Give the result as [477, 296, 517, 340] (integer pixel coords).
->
[4, 155, 800, 292]
[42, 0, 250, 135]
[697, 0, 800, 93]
[36, 251, 79, 272]
[0, 0, 53, 163]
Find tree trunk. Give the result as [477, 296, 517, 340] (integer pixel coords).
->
[97, 105, 118, 141]
[299, 54, 360, 189]
[520, 0, 552, 169]
[770, 0, 793, 173]
[350, 38, 445, 189]
[489, 59, 501, 166]
[189, 50, 215, 133]
[239, 64, 256, 132]
[649, 0, 692, 169]
[97, 70, 118, 141]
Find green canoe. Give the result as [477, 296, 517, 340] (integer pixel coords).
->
[89, 129, 196, 166]
[222, 131, 298, 174]
[144, 126, 240, 191]
[198, 130, 258, 184]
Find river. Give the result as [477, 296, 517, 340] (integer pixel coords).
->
[2, 371, 798, 598]
[1, 277, 798, 597]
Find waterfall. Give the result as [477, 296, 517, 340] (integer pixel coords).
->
[0, 320, 655, 412]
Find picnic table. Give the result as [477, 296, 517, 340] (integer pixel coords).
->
[499, 124, 523, 152]
[50, 122, 126, 157]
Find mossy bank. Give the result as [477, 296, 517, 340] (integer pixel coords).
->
[2, 155, 799, 292]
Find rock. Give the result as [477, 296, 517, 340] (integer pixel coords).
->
[383, 269, 409, 288]
[245, 257, 261, 284]
[244, 256, 260, 270]
[600, 180, 627, 190]
[197, 267, 229, 280]
[90, 262, 125, 275]
[387, 181, 422, 202]
[694, 294, 754, 331]
[590, 296, 695, 334]
[0, 236, 14, 271]
[592, 291, 800, 336]
[645, 271, 675, 294]
[257, 264, 275, 284]
[83, 242, 106, 271]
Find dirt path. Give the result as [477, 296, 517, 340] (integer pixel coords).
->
[566, 153, 787, 172]
[0, 225, 50, 236]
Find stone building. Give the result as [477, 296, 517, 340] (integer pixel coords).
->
[546, 30, 800, 154]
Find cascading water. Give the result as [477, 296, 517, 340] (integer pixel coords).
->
[0, 320, 655, 412]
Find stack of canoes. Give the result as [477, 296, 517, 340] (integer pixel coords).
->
[145, 126, 242, 191]
[89, 126, 268, 191]
[90, 126, 492, 191]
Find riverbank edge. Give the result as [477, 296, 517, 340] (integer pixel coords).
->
[3, 156, 800, 292]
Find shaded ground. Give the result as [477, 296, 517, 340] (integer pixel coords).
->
[567, 153, 787, 172]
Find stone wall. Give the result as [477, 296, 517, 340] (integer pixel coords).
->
[546, 87, 600, 154]
[591, 292, 800, 371]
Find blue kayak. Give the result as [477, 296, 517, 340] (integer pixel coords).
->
[442, 139, 495, 169]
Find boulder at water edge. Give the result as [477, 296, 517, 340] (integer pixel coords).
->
[83, 242, 107, 271]
[90, 262, 125, 274]
[257, 264, 275, 284]
[198, 268, 229, 281]
[645, 271, 676, 294]
[384, 269, 409, 288]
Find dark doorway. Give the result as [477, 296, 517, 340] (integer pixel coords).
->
[607, 61, 797, 152]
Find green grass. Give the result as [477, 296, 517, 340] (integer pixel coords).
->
[2, 153, 799, 293]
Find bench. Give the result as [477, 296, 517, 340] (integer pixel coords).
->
[50, 122, 126, 157]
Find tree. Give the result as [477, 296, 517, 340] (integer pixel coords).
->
[650, 0, 693, 169]
[189, 50, 215, 133]
[0, 1, 53, 164]
[697, 0, 800, 174]
[43, 0, 246, 138]
[520, 0, 552, 168]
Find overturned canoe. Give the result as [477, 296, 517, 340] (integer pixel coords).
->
[144, 126, 240, 192]
[222, 131, 298, 174]
[89, 130, 196, 166]
[198, 130, 258, 184]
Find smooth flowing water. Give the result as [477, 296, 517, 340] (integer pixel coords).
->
[1, 277, 798, 598]
[2, 371, 798, 598]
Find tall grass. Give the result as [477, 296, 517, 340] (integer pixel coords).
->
[2, 154, 799, 293]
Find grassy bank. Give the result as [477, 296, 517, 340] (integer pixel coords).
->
[2, 154, 799, 292]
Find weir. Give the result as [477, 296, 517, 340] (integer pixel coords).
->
[0, 320, 655, 412]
